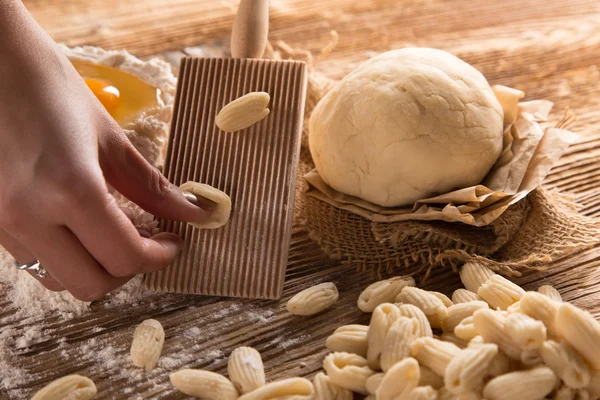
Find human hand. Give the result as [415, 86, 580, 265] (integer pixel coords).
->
[0, 2, 211, 301]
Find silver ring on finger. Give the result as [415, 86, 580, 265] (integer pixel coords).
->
[13, 259, 48, 278]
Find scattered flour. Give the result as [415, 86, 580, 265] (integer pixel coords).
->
[213, 304, 242, 319]
[62, 45, 176, 168]
[0, 166, 154, 399]
[15, 324, 43, 349]
[245, 309, 276, 324]
[0, 44, 173, 324]
[157, 356, 180, 369]
[0, 249, 91, 319]
[0, 253, 148, 321]
[278, 334, 311, 350]
[202, 349, 224, 362]
[0, 294, 297, 398]
[0, 45, 269, 399]
[0, 327, 27, 394]
[185, 327, 202, 337]
[96, 346, 120, 369]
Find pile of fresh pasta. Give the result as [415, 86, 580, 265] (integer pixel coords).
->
[30, 262, 600, 400]
[319, 262, 600, 400]
[168, 262, 600, 400]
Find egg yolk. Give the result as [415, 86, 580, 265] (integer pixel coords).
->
[72, 59, 161, 128]
[85, 79, 120, 116]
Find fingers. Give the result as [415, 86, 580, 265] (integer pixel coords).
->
[0, 228, 64, 291]
[119, 206, 135, 221]
[24, 225, 130, 301]
[67, 192, 184, 278]
[25, 268, 64, 292]
[0, 203, 154, 297]
[0, 228, 35, 264]
[98, 126, 213, 223]
[138, 228, 152, 238]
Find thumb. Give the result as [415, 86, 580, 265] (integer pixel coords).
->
[99, 127, 213, 223]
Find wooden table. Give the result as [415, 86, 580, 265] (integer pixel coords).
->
[2, 0, 600, 398]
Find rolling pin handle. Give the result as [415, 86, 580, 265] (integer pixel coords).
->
[231, 0, 269, 59]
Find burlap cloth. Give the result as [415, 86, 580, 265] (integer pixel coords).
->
[268, 39, 600, 278]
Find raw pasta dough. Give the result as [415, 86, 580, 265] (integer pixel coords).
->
[180, 181, 231, 229]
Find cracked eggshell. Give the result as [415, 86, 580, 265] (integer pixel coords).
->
[308, 47, 504, 207]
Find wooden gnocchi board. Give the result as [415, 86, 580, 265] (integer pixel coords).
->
[2, 0, 600, 398]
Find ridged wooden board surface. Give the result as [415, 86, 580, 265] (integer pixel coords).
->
[1, 0, 600, 398]
[145, 57, 307, 298]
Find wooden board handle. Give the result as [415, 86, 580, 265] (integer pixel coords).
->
[231, 0, 269, 59]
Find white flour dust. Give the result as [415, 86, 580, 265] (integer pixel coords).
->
[0, 327, 27, 393]
[213, 304, 242, 319]
[0, 44, 175, 324]
[246, 309, 276, 324]
[276, 334, 311, 350]
[0, 45, 183, 398]
[0, 201, 152, 398]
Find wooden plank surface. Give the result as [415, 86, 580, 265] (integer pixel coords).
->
[2, 0, 600, 398]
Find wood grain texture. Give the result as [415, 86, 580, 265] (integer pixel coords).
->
[1, 0, 600, 398]
[145, 57, 307, 298]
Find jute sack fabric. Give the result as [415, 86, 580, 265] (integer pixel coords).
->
[269, 41, 600, 277]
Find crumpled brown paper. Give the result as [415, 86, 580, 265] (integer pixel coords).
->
[304, 86, 579, 227]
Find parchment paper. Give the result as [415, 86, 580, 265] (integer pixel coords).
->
[304, 86, 579, 227]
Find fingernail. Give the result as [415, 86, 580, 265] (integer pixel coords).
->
[183, 192, 201, 206]
[183, 191, 216, 210]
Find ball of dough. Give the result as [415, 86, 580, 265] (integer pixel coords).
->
[308, 48, 504, 207]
